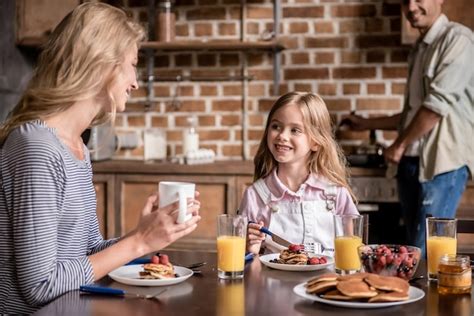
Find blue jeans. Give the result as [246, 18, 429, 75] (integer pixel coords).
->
[397, 157, 468, 257]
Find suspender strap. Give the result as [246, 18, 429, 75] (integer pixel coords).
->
[322, 184, 337, 211]
[253, 178, 271, 204]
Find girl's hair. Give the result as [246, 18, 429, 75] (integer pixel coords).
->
[253, 91, 356, 202]
[0, 2, 145, 144]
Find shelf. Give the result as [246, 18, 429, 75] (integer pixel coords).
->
[17, 39, 286, 53]
[145, 75, 255, 82]
[16, 37, 47, 47]
[140, 40, 286, 52]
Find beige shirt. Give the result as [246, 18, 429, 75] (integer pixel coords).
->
[404, 41, 426, 156]
[400, 14, 474, 182]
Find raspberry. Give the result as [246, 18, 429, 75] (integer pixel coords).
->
[289, 244, 302, 252]
[151, 255, 160, 264]
[378, 256, 387, 266]
[404, 257, 414, 268]
[160, 254, 169, 265]
[308, 257, 320, 265]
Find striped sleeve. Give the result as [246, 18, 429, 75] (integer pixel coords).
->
[4, 137, 95, 307]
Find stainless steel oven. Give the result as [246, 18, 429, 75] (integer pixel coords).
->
[350, 177, 405, 245]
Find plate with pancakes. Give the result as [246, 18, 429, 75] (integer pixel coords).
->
[293, 273, 425, 308]
[108, 264, 194, 286]
[259, 253, 334, 271]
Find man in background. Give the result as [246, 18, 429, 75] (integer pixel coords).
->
[344, 0, 473, 255]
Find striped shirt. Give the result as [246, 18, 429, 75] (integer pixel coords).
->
[0, 120, 116, 314]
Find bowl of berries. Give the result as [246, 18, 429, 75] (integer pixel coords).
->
[358, 244, 421, 280]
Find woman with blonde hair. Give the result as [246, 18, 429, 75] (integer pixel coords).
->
[239, 92, 358, 255]
[0, 3, 200, 314]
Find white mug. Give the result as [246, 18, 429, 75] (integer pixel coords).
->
[158, 181, 195, 223]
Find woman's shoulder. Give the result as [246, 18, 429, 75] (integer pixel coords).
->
[3, 121, 62, 158]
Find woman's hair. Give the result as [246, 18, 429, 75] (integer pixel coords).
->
[0, 2, 145, 144]
[253, 91, 356, 201]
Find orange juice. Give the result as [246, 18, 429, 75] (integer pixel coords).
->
[335, 236, 363, 271]
[217, 281, 244, 316]
[217, 236, 246, 272]
[427, 236, 457, 275]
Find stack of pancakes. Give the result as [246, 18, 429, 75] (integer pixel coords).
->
[305, 273, 410, 303]
[274, 249, 308, 265]
[139, 262, 176, 279]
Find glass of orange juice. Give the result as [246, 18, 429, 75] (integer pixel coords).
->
[426, 217, 457, 281]
[217, 214, 247, 279]
[217, 279, 244, 316]
[333, 214, 363, 275]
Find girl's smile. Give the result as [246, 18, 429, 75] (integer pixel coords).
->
[267, 102, 317, 169]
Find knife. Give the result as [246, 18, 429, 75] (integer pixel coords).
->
[80, 285, 166, 299]
[249, 221, 292, 247]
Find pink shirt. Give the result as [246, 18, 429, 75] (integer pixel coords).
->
[239, 168, 358, 227]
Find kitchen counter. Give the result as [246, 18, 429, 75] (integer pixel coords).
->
[91, 159, 472, 253]
[92, 159, 388, 177]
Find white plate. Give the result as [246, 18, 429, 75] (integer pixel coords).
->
[108, 265, 193, 286]
[259, 253, 334, 271]
[293, 283, 425, 309]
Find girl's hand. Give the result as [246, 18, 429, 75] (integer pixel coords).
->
[134, 192, 201, 254]
[247, 221, 266, 254]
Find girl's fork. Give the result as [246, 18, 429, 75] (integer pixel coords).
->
[303, 242, 317, 254]
[303, 242, 334, 254]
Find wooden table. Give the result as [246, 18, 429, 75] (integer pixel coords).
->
[33, 251, 473, 316]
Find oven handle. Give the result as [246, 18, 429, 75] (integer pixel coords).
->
[357, 203, 379, 212]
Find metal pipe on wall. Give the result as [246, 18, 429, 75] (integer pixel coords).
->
[241, 0, 249, 160]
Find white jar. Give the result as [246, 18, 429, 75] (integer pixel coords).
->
[144, 128, 167, 160]
[183, 129, 199, 154]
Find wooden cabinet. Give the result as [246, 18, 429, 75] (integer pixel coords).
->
[16, 0, 79, 46]
[92, 160, 254, 251]
[117, 174, 238, 251]
[92, 174, 116, 239]
[236, 175, 253, 212]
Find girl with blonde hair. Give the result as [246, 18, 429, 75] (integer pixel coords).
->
[0, 3, 200, 314]
[239, 92, 358, 255]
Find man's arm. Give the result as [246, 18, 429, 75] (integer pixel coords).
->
[367, 113, 403, 130]
[384, 106, 441, 163]
[342, 113, 402, 131]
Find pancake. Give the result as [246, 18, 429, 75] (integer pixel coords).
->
[321, 289, 360, 301]
[140, 262, 175, 279]
[336, 280, 378, 298]
[277, 249, 308, 264]
[306, 273, 339, 287]
[337, 272, 370, 282]
[368, 291, 410, 302]
[364, 274, 409, 293]
[306, 280, 338, 295]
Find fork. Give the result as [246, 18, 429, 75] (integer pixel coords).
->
[304, 242, 334, 254]
[80, 285, 166, 299]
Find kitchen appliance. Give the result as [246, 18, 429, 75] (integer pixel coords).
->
[346, 130, 385, 168]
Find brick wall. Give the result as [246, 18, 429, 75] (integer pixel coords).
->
[115, 0, 410, 161]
